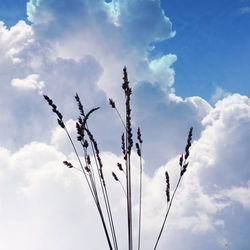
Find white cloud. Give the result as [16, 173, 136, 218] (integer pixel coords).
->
[25, 0, 177, 99]
[221, 181, 250, 209]
[188, 93, 250, 216]
[0, 20, 34, 63]
[149, 54, 177, 89]
[210, 86, 231, 104]
[0, 0, 249, 249]
[1, 90, 250, 249]
[0, 135, 229, 250]
[177, 213, 223, 232]
[11, 74, 45, 94]
[239, 6, 250, 15]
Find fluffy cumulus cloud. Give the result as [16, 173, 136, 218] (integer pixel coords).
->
[1, 95, 250, 249]
[0, 0, 249, 249]
[11, 74, 45, 94]
[0, 20, 34, 63]
[221, 181, 250, 209]
[26, 0, 176, 98]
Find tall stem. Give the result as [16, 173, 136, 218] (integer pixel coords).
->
[137, 144, 143, 250]
[127, 154, 133, 250]
[153, 176, 182, 250]
[85, 128, 118, 250]
[64, 128, 113, 250]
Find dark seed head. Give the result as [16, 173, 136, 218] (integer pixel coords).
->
[112, 172, 119, 181]
[137, 127, 143, 144]
[109, 98, 116, 108]
[165, 171, 170, 202]
[136, 142, 141, 157]
[117, 163, 123, 171]
[63, 161, 73, 168]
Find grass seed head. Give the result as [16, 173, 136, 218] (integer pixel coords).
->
[117, 163, 123, 171]
[109, 98, 116, 108]
[63, 161, 73, 168]
[112, 172, 119, 181]
[165, 171, 170, 202]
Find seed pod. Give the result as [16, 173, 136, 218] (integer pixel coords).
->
[109, 98, 116, 108]
[112, 172, 119, 181]
[165, 171, 170, 202]
[63, 161, 73, 168]
[117, 163, 123, 171]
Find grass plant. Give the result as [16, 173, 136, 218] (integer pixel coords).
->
[44, 67, 193, 250]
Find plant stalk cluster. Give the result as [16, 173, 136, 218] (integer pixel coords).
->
[44, 67, 193, 250]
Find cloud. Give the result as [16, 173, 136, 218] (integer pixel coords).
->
[221, 181, 250, 209]
[210, 86, 231, 105]
[132, 82, 212, 171]
[148, 54, 177, 89]
[0, 0, 178, 152]
[0, 0, 249, 249]
[0, 19, 104, 149]
[105, 0, 176, 45]
[25, 0, 176, 99]
[1, 87, 250, 250]
[192, 94, 250, 184]
[2, 101, 249, 249]
[0, 134, 230, 250]
[11, 74, 45, 94]
[0, 20, 34, 63]
[239, 6, 250, 15]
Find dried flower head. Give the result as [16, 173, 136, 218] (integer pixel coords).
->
[43, 95, 65, 128]
[181, 162, 189, 176]
[63, 161, 73, 168]
[185, 127, 193, 160]
[112, 172, 119, 181]
[75, 93, 85, 117]
[165, 171, 170, 202]
[76, 121, 84, 141]
[117, 163, 123, 171]
[87, 155, 91, 165]
[83, 140, 89, 148]
[121, 133, 126, 156]
[180, 127, 193, 176]
[121, 67, 133, 154]
[136, 142, 141, 157]
[109, 98, 116, 108]
[179, 154, 183, 167]
[137, 127, 143, 144]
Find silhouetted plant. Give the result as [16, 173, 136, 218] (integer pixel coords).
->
[44, 67, 193, 250]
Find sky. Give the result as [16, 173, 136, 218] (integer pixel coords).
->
[0, 0, 250, 250]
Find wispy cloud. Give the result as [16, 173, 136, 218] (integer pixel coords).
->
[210, 86, 231, 104]
[239, 6, 250, 15]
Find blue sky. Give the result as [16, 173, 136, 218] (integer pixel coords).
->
[0, 0, 250, 250]
[160, 0, 250, 100]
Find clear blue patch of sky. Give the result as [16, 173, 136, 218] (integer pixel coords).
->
[0, 0, 30, 27]
[152, 0, 250, 102]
